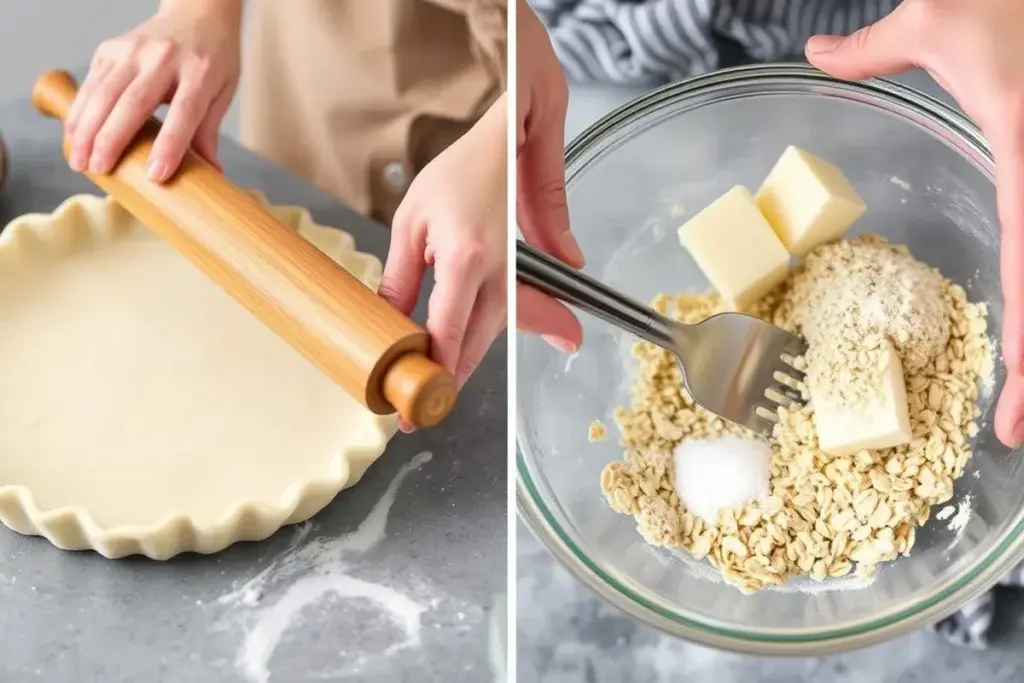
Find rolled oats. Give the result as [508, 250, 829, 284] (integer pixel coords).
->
[599, 235, 993, 593]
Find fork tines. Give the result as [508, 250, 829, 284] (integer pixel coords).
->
[761, 345, 809, 418]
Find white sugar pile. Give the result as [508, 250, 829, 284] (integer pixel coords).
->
[672, 436, 771, 524]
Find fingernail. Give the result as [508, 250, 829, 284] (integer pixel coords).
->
[68, 150, 85, 172]
[147, 160, 168, 183]
[542, 334, 578, 353]
[807, 35, 843, 54]
[560, 232, 585, 267]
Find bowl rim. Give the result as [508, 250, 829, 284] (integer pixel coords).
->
[516, 62, 1022, 655]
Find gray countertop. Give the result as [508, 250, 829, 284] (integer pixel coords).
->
[0, 94, 506, 683]
[517, 71, 1024, 682]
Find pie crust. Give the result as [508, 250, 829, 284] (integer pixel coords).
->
[0, 193, 396, 559]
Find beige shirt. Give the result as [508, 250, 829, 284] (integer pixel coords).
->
[240, 0, 507, 226]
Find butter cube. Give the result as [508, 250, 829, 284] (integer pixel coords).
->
[811, 339, 912, 456]
[755, 146, 867, 256]
[678, 186, 790, 311]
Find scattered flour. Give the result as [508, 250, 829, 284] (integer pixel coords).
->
[672, 437, 771, 525]
[941, 492, 974, 553]
[217, 452, 434, 683]
[889, 176, 912, 191]
[948, 494, 973, 534]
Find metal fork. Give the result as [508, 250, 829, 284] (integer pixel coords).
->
[517, 240, 809, 436]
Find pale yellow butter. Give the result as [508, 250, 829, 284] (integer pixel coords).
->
[677, 186, 790, 311]
[755, 146, 867, 256]
[812, 339, 913, 456]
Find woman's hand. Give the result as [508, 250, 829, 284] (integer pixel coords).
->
[66, 0, 243, 182]
[805, 0, 1024, 447]
[377, 94, 508, 430]
[516, 0, 583, 353]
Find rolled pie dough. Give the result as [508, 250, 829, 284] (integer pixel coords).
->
[0, 194, 396, 559]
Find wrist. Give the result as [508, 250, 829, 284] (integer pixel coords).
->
[159, 0, 243, 22]
[479, 91, 508, 143]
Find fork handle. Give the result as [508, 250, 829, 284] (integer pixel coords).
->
[516, 241, 673, 347]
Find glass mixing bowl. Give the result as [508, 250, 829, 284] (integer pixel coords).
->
[517, 64, 1024, 655]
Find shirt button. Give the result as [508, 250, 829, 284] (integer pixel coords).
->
[383, 161, 409, 191]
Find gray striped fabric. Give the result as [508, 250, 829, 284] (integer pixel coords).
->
[531, 0, 1024, 648]
[532, 0, 901, 84]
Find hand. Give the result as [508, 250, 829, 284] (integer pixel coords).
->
[804, 0, 1024, 447]
[377, 94, 508, 431]
[516, 1, 583, 353]
[66, 0, 243, 182]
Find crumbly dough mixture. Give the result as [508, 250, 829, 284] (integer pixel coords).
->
[600, 235, 993, 593]
[790, 238, 952, 411]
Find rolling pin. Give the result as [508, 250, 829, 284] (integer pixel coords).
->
[32, 70, 457, 428]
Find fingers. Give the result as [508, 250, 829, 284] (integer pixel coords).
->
[995, 373, 1024, 448]
[805, 3, 920, 81]
[991, 112, 1024, 376]
[378, 222, 428, 317]
[67, 62, 138, 172]
[517, 78, 584, 268]
[517, 282, 582, 352]
[426, 247, 487, 375]
[66, 55, 114, 139]
[88, 67, 175, 174]
[148, 65, 220, 182]
[191, 83, 235, 171]
[455, 277, 508, 387]
[65, 34, 233, 183]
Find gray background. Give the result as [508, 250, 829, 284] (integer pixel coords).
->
[0, 0, 244, 137]
[516, 76, 1024, 682]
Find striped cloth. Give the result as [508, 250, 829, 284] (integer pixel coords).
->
[530, 0, 1024, 649]
[532, 0, 901, 84]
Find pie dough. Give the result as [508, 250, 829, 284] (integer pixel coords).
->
[0, 193, 396, 559]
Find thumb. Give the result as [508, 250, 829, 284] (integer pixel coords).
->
[517, 100, 584, 268]
[995, 373, 1024, 448]
[805, 8, 917, 82]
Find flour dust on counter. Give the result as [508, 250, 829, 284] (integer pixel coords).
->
[213, 451, 484, 682]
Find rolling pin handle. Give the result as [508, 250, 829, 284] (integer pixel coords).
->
[383, 354, 458, 428]
[33, 70, 78, 122]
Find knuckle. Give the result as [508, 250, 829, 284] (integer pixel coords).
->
[171, 91, 205, 122]
[451, 242, 487, 272]
[117, 35, 144, 58]
[118, 86, 150, 113]
[147, 39, 178, 66]
[92, 128, 119, 153]
[437, 324, 468, 350]
[900, 0, 938, 33]
[188, 55, 217, 81]
[534, 177, 568, 209]
[849, 25, 874, 52]
[455, 358, 479, 381]
[92, 82, 121, 106]
[376, 278, 404, 303]
[90, 46, 110, 68]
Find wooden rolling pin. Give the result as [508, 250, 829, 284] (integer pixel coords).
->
[32, 70, 457, 428]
